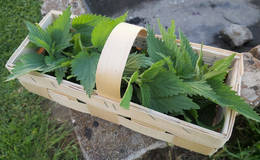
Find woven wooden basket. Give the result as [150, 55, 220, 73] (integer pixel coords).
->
[6, 10, 244, 155]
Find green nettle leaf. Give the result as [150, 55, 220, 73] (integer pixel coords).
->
[44, 55, 54, 65]
[189, 109, 199, 122]
[158, 20, 179, 58]
[72, 14, 111, 45]
[203, 54, 235, 81]
[7, 53, 46, 81]
[174, 32, 196, 79]
[152, 53, 176, 73]
[150, 95, 200, 114]
[124, 53, 153, 76]
[140, 83, 151, 107]
[72, 14, 111, 27]
[175, 48, 194, 79]
[208, 54, 235, 72]
[147, 27, 172, 62]
[139, 83, 199, 114]
[208, 80, 260, 122]
[120, 71, 139, 109]
[179, 31, 198, 68]
[195, 44, 204, 78]
[144, 71, 186, 97]
[160, 55, 175, 72]
[55, 67, 67, 84]
[42, 56, 68, 73]
[140, 59, 166, 81]
[183, 80, 224, 106]
[25, 21, 52, 54]
[200, 64, 209, 77]
[91, 12, 127, 50]
[120, 85, 133, 109]
[72, 33, 84, 55]
[47, 7, 72, 54]
[71, 51, 100, 97]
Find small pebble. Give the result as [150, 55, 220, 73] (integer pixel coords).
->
[85, 128, 92, 140]
[127, 17, 145, 25]
[93, 121, 99, 128]
[120, 148, 125, 153]
[220, 24, 253, 47]
[209, 2, 216, 8]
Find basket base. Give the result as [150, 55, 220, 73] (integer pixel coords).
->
[19, 79, 219, 155]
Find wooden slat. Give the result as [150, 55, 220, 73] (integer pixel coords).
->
[88, 104, 119, 125]
[118, 115, 175, 143]
[19, 74, 226, 147]
[19, 72, 228, 148]
[19, 80, 50, 99]
[173, 136, 218, 155]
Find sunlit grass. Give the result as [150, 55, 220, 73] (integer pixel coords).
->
[0, 0, 80, 159]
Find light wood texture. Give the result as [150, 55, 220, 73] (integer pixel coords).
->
[96, 22, 146, 101]
[5, 10, 244, 156]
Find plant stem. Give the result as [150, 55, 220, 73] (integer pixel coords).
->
[122, 77, 129, 83]
[62, 51, 73, 58]
[86, 46, 95, 49]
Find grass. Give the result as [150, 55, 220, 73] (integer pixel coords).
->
[0, 0, 80, 159]
[212, 108, 260, 160]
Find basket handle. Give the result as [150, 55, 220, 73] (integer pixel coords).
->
[96, 22, 147, 101]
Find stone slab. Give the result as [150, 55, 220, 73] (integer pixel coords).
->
[70, 110, 168, 160]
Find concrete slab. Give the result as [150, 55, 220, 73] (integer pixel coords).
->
[41, 0, 89, 15]
[109, 0, 259, 48]
[71, 110, 168, 160]
[41, 0, 260, 51]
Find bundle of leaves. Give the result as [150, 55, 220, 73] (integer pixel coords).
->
[120, 21, 260, 127]
[7, 7, 128, 96]
[7, 8, 260, 128]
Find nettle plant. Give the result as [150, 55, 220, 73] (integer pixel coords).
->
[8, 8, 260, 128]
